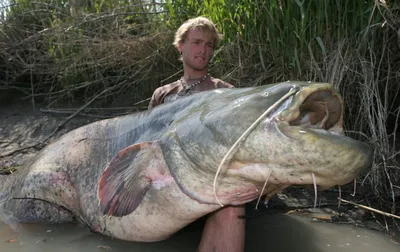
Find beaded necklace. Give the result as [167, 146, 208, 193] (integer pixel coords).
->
[180, 74, 209, 93]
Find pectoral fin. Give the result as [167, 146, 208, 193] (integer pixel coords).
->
[97, 141, 168, 217]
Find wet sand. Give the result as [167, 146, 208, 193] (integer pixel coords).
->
[1, 210, 398, 252]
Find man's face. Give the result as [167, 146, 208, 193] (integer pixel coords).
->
[179, 28, 215, 72]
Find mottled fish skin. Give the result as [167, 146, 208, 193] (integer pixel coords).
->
[0, 81, 373, 242]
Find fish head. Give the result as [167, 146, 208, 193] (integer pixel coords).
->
[162, 81, 373, 204]
[209, 82, 372, 188]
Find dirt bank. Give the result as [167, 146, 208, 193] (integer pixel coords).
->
[0, 103, 99, 173]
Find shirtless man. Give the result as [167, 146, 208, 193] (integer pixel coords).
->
[148, 17, 245, 252]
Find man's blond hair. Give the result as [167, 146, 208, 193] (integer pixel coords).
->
[173, 17, 222, 50]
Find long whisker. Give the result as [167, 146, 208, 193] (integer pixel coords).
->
[255, 169, 272, 210]
[213, 87, 298, 206]
[351, 178, 357, 196]
[312, 172, 317, 211]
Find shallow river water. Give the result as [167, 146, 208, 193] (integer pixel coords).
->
[1, 210, 398, 252]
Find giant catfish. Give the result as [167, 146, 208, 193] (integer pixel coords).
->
[0, 81, 373, 242]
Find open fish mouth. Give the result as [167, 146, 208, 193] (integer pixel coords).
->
[278, 83, 344, 135]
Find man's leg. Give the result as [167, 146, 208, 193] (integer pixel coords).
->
[197, 205, 245, 252]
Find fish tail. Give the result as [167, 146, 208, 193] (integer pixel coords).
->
[0, 174, 6, 189]
[0, 174, 4, 189]
[0, 180, 20, 231]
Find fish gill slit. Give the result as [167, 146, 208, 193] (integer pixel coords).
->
[213, 88, 298, 206]
[338, 185, 342, 208]
[255, 169, 272, 210]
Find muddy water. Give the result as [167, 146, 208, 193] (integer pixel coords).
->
[1, 211, 398, 252]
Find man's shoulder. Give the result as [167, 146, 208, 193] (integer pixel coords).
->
[211, 77, 235, 88]
[154, 81, 181, 94]
[148, 81, 181, 109]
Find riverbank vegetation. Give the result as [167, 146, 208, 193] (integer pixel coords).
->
[1, 0, 399, 233]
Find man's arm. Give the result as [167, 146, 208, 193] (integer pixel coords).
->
[197, 205, 245, 252]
